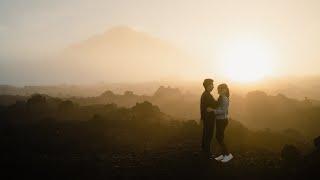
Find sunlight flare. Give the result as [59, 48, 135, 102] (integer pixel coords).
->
[219, 37, 275, 83]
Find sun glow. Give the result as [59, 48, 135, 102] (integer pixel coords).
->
[219, 38, 275, 83]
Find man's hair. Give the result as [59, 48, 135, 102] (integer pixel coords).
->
[203, 78, 214, 89]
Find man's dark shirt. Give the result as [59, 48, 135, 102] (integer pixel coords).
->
[200, 91, 218, 120]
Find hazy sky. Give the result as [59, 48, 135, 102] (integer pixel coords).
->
[1, 0, 320, 84]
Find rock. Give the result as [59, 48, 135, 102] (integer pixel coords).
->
[314, 136, 320, 149]
[281, 144, 302, 167]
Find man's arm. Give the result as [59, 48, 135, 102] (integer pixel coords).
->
[200, 94, 205, 121]
[201, 92, 216, 119]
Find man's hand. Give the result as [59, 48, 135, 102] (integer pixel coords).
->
[207, 107, 214, 112]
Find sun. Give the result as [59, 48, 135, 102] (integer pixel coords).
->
[219, 38, 274, 83]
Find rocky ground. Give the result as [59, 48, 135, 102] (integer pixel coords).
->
[4, 138, 296, 180]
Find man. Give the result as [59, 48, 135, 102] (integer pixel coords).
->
[200, 78, 218, 158]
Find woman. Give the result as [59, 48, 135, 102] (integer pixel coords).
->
[207, 83, 233, 163]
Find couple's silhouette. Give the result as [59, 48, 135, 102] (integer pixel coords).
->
[200, 79, 233, 163]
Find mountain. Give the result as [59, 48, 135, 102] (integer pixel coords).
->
[61, 26, 198, 83]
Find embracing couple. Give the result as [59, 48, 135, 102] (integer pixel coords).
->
[200, 78, 233, 163]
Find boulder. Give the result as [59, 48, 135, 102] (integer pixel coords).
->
[314, 136, 320, 149]
[281, 144, 302, 167]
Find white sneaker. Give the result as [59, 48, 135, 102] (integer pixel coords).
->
[214, 155, 224, 161]
[221, 153, 233, 163]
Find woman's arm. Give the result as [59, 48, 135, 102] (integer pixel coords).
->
[207, 107, 214, 112]
[212, 96, 228, 115]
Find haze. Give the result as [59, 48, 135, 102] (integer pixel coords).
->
[1, 0, 320, 85]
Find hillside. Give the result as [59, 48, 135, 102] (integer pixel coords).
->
[1, 94, 319, 179]
[1, 86, 320, 138]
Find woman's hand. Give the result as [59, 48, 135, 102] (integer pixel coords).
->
[207, 107, 214, 112]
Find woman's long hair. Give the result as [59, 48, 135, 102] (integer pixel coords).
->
[217, 83, 230, 98]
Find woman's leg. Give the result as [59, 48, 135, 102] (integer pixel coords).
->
[216, 119, 229, 155]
